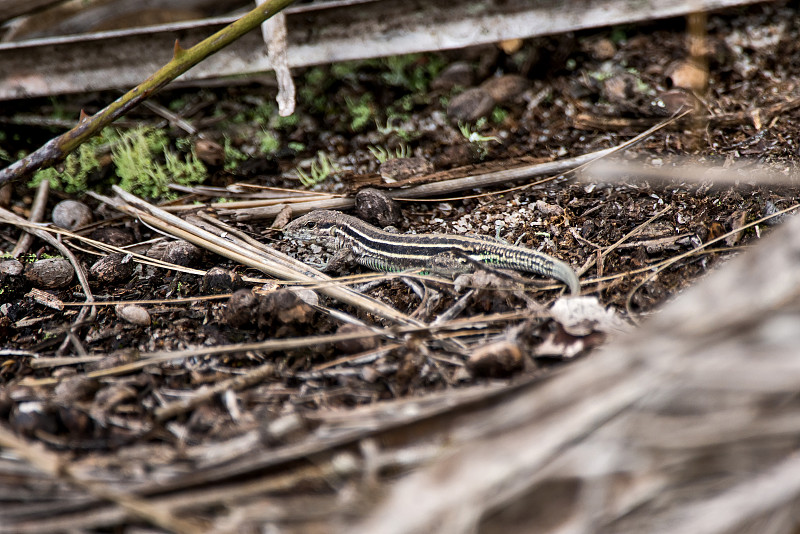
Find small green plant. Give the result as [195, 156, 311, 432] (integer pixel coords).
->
[491, 106, 509, 123]
[223, 136, 248, 171]
[330, 62, 360, 82]
[252, 100, 275, 126]
[295, 152, 337, 188]
[368, 143, 411, 164]
[287, 141, 306, 152]
[375, 117, 420, 142]
[345, 94, 373, 132]
[29, 129, 109, 193]
[610, 27, 627, 44]
[114, 127, 206, 199]
[271, 112, 299, 130]
[459, 121, 500, 160]
[257, 129, 280, 156]
[381, 54, 446, 92]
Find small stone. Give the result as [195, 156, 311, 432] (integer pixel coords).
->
[201, 267, 245, 295]
[289, 288, 319, 307]
[52, 200, 93, 230]
[379, 156, 433, 182]
[763, 201, 786, 227]
[0, 259, 23, 276]
[665, 60, 707, 92]
[600, 72, 637, 105]
[24, 258, 74, 288]
[90, 253, 135, 284]
[498, 38, 523, 54]
[535, 200, 564, 217]
[0, 260, 27, 303]
[58, 406, 93, 436]
[334, 324, 380, 354]
[257, 289, 315, 329]
[90, 227, 135, 247]
[195, 138, 224, 166]
[115, 304, 151, 326]
[225, 289, 258, 327]
[466, 340, 524, 378]
[11, 401, 59, 436]
[147, 240, 203, 267]
[355, 188, 402, 227]
[431, 62, 474, 91]
[480, 74, 529, 104]
[586, 37, 616, 60]
[447, 87, 495, 122]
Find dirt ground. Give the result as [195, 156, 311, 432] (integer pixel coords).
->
[2, 2, 800, 531]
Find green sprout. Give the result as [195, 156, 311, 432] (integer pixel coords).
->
[368, 143, 411, 164]
[375, 117, 420, 142]
[295, 152, 337, 188]
[223, 136, 248, 171]
[257, 129, 280, 156]
[459, 121, 501, 160]
[491, 106, 509, 124]
[345, 94, 373, 132]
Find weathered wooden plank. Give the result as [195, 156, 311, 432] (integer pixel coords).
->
[0, 0, 766, 100]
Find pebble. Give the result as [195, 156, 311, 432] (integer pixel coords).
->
[480, 74, 529, 104]
[355, 188, 402, 227]
[115, 304, 151, 326]
[201, 267, 245, 295]
[225, 289, 258, 327]
[24, 258, 74, 288]
[90, 253, 135, 284]
[431, 61, 474, 91]
[147, 240, 203, 267]
[466, 340, 524, 378]
[665, 60, 707, 92]
[52, 200, 93, 230]
[0, 259, 23, 276]
[447, 87, 495, 122]
[334, 324, 380, 354]
[90, 227, 135, 247]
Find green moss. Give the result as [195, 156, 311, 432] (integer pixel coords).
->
[381, 54, 446, 92]
[258, 129, 280, 156]
[272, 114, 299, 131]
[29, 129, 109, 193]
[491, 106, 509, 123]
[114, 127, 206, 200]
[345, 94, 373, 132]
[223, 136, 248, 171]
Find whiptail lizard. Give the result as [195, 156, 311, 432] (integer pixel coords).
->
[284, 210, 580, 295]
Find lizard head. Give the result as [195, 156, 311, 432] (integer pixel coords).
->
[283, 210, 341, 241]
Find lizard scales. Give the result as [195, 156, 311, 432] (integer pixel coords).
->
[284, 210, 580, 295]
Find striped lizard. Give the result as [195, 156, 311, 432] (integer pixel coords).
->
[284, 209, 580, 294]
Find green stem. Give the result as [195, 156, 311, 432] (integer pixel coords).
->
[0, 0, 295, 185]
